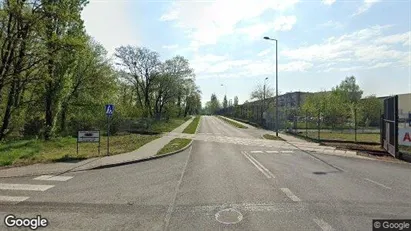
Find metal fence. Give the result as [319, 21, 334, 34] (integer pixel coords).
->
[218, 103, 381, 144]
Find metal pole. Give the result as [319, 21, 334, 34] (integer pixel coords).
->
[107, 116, 110, 156]
[354, 105, 357, 143]
[275, 40, 279, 137]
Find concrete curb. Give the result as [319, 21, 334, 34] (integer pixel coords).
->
[218, 116, 248, 129]
[87, 139, 194, 171]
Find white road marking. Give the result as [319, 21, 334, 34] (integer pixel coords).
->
[364, 178, 392, 189]
[313, 218, 335, 231]
[0, 195, 30, 203]
[242, 152, 275, 178]
[250, 151, 263, 153]
[0, 183, 54, 191]
[34, 175, 73, 182]
[242, 152, 271, 178]
[281, 150, 294, 153]
[280, 188, 301, 202]
[266, 151, 279, 153]
[164, 145, 193, 230]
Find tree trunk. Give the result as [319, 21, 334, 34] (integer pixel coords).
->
[0, 78, 16, 140]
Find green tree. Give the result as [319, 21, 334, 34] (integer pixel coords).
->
[223, 95, 227, 109]
[234, 96, 239, 106]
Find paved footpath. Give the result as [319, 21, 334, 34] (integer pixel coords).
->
[0, 118, 194, 178]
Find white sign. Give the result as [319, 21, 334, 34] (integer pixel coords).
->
[399, 128, 411, 146]
[78, 131, 100, 143]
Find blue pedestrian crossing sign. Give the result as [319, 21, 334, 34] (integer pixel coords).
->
[105, 104, 114, 116]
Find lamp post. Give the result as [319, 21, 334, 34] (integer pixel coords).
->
[263, 36, 279, 137]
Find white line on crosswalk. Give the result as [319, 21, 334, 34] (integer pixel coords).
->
[0, 183, 54, 191]
[280, 188, 301, 202]
[0, 195, 30, 203]
[34, 175, 73, 182]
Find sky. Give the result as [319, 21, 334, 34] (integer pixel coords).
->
[81, 0, 411, 106]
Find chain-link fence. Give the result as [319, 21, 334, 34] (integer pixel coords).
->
[285, 107, 381, 143]
[219, 103, 382, 144]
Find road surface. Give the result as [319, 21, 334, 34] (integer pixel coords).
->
[1, 116, 411, 230]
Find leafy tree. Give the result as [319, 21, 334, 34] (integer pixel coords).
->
[358, 95, 383, 127]
[223, 95, 227, 109]
[251, 84, 274, 124]
[234, 96, 239, 106]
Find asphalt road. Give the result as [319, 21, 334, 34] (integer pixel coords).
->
[1, 115, 411, 231]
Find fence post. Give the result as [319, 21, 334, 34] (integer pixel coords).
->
[317, 108, 321, 141]
[305, 109, 308, 138]
[354, 105, 357, 143]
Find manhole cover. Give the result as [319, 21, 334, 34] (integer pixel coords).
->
[215, 208, 243, 225]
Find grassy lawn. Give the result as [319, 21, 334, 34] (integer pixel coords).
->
[150, 117, 190, 133]
[0, 134, 160, 167]
[183, 116, 201, 134]
[218, 116, 248, 129]
[305, 132, 380, 143]
[156, 138, 191, 155]
[263, 134, 285, 141]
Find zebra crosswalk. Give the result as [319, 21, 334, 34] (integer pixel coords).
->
[0, 174, 73, 204]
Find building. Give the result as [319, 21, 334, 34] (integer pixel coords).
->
[378, 93, 411, 119]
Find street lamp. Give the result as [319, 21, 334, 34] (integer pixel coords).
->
[263, 77, 268, 124]
[264, 36, 279, 137]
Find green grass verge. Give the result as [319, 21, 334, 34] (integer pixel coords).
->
[156, 138, 191, 155]
[150, 117, 190, 133]
[183, 116, 201, 134]
[304, 132, 380, 143]
[0, 134, 160, 167]
[218, 116, 248, 129]
[263, 134, 285, 141]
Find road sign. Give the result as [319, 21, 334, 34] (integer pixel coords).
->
[105, 104, 114, 116]
[77, 131, 100, 155]
[78, 131, 100, 143]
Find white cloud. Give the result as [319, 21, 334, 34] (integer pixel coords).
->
[353, 0, 380, 16]
[162, 44, 179, 50]
[319, 20, 344, 29]
[273, 16, 297, 31]
[81, 0, 139, 56]
[159, 0, 299, 47]
[257, 49, 271, 56]
[322, 0, 336, 5]
[237, 15, 297, 40]
[282, 25, 407, 68]
[375, 32, 410, 46]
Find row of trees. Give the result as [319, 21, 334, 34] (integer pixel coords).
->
[301, 76, 382, 128]
[0, 0, 201, 141]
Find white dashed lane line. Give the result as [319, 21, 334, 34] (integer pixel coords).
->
[280, 188, 301, 202]
[250, 151, 263, 153]
[266, 151, 279, 153]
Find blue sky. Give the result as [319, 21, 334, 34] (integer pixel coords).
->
[81, 0, 410, 106]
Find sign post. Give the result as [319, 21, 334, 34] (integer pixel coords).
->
[105, 104, 114, 156]
[77, 131, 100, 155]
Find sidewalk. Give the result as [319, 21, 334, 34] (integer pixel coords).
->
[0, 118, 194, 178]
